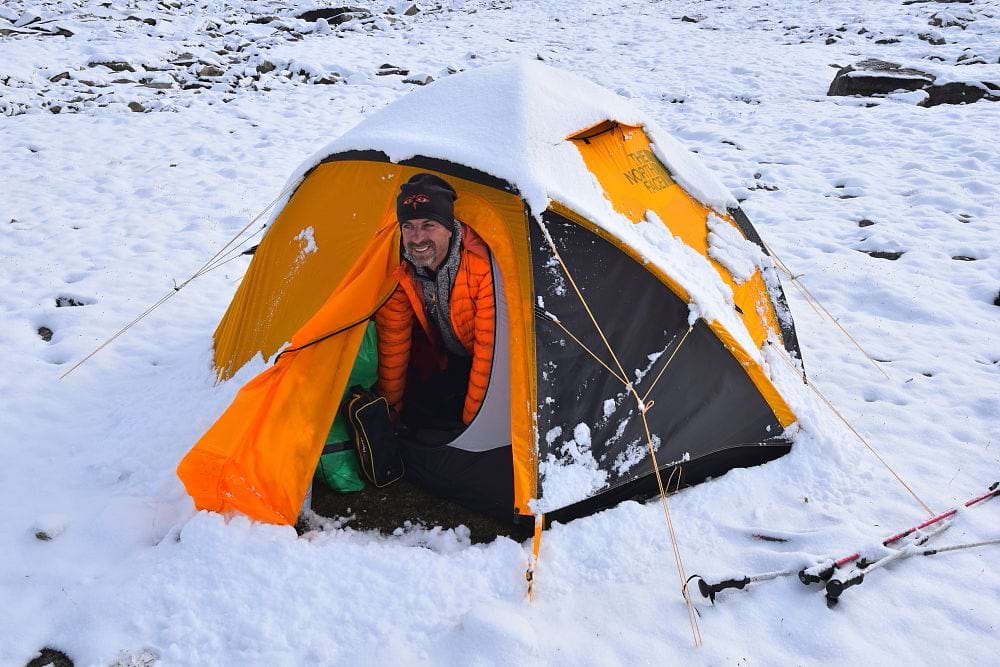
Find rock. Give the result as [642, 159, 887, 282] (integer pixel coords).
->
[198, 65, 226, 78]
[26, 647, 73, 667]
[918, 32, 946, 45]
[125, 15, 155, 25]
[681, 15, 706, 23]
[38, 326, 53, 341]
[49, 72, 71, 83]
[256, 61, 277, 74]
[403, 74, 434, 86]
[902, 0, 971, 4]
[828, 59, 934, 97]
[296, 7, 372, 25]
[250, 16, 280, 24]
[956, 52, 988, 65]
[858, 219, 876, 227]
[315, 75, 340, 85]
[952, 255, 976, 261]
[923, 81, 998, 106]
[404, 3, 421, 16]
[861, 250, 904, 261]
[929, 12, 968, 29]
[995, 291, 1000, 307]
[55, 296, 85, 307]
[33, 23, 74, 37]
[376, 63, 409, 76]
[128, 102, 145, 112]
[50, 105, 61, 114]
[94, 61, 136, 73]
[32, 513, 71, 541]
[14, 10, 41, 28]
[171, 52, 197, 66]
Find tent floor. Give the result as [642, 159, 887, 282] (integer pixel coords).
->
[302, 478, 534, 545]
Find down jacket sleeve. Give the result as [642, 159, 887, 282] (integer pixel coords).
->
[375, 285, 413, 414]
[462, 265, 495, 425]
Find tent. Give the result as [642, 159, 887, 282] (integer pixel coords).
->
[177, 61, 802, 527]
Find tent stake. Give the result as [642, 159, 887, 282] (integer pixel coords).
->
[526, 514, 545, 602]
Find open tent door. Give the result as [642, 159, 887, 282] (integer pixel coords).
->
[446, 257, 511, 453]
[177, 226, 401, 524]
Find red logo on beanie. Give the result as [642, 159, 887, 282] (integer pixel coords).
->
[402, 193, 430, 209]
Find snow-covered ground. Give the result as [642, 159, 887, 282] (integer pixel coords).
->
[2, 1, 999, 664]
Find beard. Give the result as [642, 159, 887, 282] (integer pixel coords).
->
[406, 241, 440, 269]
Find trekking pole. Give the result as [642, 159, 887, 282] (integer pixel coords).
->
[692, 482, 999, 604]
[692, 568, 800, 603]
[823, 517, 955, 606]
[799, 481, 999, 585]
[824, 533, 1000, 606]
[695, 519, 952, 604]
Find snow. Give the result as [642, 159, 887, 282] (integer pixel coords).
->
[707, 212, 769, 284]
[535, 421, 609, 514]
[292, 225, 318, 265]
[3, 0, 1000, 665]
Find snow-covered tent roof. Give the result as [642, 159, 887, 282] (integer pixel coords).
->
[270, 60, 784, 364]
[292, 60, 738, 222]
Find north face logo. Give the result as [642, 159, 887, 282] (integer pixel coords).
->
[402, 193, 430, 209]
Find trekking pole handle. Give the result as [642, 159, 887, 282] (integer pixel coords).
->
[798, 561, 834, 586]
[696, 575, 751, 603]
[825, 572, 864, 606]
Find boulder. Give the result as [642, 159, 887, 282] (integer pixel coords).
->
[828, 59, 933, 97]
[198, 65, 226, 78]
[376, 63, 409, 76]
[93, 61, 136, 73]
[924, 81, 999, 106]
[296, 7, 372, 25]
[828, 59, 999, 106]
[403, 74, 434, 86]
[14, 10, 41, 28]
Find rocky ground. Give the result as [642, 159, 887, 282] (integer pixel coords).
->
[3, 0, 999, 119]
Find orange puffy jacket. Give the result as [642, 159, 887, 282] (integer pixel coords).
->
[375, 224, 495, 425]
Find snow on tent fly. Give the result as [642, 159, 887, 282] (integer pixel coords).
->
[177, 61, 802, 528]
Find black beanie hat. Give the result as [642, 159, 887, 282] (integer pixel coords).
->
[396, 173, 458, 233]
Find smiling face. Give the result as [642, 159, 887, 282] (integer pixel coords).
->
[401, 218, 453, 271]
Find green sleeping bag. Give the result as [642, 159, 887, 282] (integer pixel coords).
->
[315, 321, 377, 493]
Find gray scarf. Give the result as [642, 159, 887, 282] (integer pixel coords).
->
[407, 222, 469, 357]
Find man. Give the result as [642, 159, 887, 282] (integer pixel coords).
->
[376, 172, 496, 433]
[371, 173, 512, 517]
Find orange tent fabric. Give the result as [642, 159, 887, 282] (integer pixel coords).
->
[177, 225, 400, 523]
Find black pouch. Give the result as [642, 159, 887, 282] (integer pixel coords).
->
[344, 386, 404, 487]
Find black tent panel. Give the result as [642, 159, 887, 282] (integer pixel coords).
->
[728, 206, 802, 362]
[531, 211, 788, 512]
